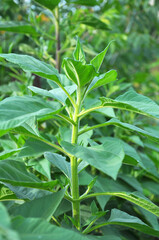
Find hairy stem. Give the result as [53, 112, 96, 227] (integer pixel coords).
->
[78, 121, 113, 136]
[70, 87, 81, 230]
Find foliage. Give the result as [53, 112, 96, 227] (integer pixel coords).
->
[0, 1, 159, 239]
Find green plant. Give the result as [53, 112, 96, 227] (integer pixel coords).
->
[0, 39, 159, 239]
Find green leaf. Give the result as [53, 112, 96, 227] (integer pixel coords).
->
[0, 96, 61, 130]
[28, 158, 51, 180]
[107, 118, 159, 143]
[34, 0, 60, 10]
[73, 38, 86, 64]
[101, 88, 159, 119]
[45, 152, 71, 178]
[88, 70, 117, 91]
[0, 203, 11, 228]
[118, 174, 143, 192]
[12, 217, 102, 240]
[0, 54, 60, 84]
[28, 85, 76, 104]
[18, 138, 55, 158]
[90, 43, 111, 71]
[140, 153, 159, 178]
[85, 191, 159, 217]
[0, 160, 58, 191]
[0, 203, 20, 240]
[66, 0, 99, 6]
[62, 138, 125, 180]
[0, 22, 38, 35]
[80, 15, 110, 30]
[62, 58, 97, 87]
[94, 176, 132, 210]
[10, 189, 65, 221]
[91, 209, 159, 237]
[0, 148, 24, 160]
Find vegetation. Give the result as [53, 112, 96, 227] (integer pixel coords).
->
[0, 1, 159, 239]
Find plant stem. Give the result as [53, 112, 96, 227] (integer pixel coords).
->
[57, 83, 76, 108]
[54, 7, 61, 72]
[78, 105, 103, 119]
[57, 113, 76, 125]
[78, 121, 112, 136]
[70, 87, 81, 230]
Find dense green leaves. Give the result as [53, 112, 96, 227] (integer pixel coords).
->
[62, 58, 97, 87]
[0, 54, 60, 84]
[101, 88, 159, 118]
[62, 138, 125, 180]
[11, 216, 104, 240]
[11, 189, 65, 220]
[89, 209, 159, 237]
[0, 160, 58, 191]
[81, 191, 159, 217]
[0, 96, 61, 130]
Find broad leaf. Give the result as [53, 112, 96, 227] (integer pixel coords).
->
[28, 158, 51, 180]
[62, 138, 125, 180]
[10, 189, 65, 221]
[0, 22, 38, 35]
[80, 15, 110, 30]
[62, 58, 97, 87]
[0, 54, 60, 84]
[91, 209, 159, 237]
[28, 84, 76, 104]
[140, 153, 159, 179]
[12, 217, 104, 240]
[0, 203, 20, 240]
[94, 176, 133, 210]
[73, 38, 86, 64]
[0, 203, 11, 228]
[90, 43, 111, 71]
[34, 0, 60, 10]
[0, 148, 24, 160]
[0, 96, 61, 130]
[45, 152, 71, 178]
[101, 88, 159, 119]
[18, 138, 55, 158]
[88, 70, 117, 91]
[0, 184, 51, 201]
[0, 160, 58, 191]
[108, 118, 159, 143]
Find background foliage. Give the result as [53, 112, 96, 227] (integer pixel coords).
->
[0, 0, 159, 239]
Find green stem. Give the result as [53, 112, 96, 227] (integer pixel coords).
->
[70, 87, 81, 230]
[57, 83, 76, 108]
[57, 113, 76, 125]
[78, 122, 112, 136]
[83, 222, 108, 234]
[78, 106, 103, 119]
